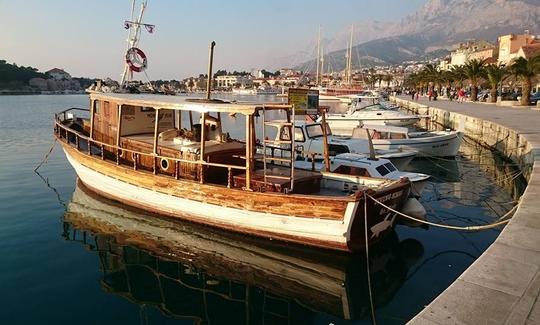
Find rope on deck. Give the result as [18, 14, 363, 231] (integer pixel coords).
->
[367, 194, 518, 231]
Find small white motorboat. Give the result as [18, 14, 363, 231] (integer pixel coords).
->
[353, 124, 463, 158]
[324, 96, 425, 134]
[293, 153, 430, 196]
[263, 121, 418, 169]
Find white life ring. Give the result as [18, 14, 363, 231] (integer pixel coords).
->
[125, 47, 147, 72]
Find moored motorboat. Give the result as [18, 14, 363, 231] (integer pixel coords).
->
[354, 124, 463, 158]
[54, 92, 412, 252]
[54, 1, 413, 252]
[263, 121, 417, 170]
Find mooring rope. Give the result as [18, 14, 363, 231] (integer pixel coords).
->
[364, 192, 378, 325]
[367, 194, 517, 231]
[34, 138, 58, 172]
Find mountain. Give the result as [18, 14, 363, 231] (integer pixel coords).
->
[284, 0, 540, 71]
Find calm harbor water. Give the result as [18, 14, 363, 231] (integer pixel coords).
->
[0, 95, 525, 324]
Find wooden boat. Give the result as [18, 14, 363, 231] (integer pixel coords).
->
[54, 92, 411, 252]
[63, 181, 425, 322]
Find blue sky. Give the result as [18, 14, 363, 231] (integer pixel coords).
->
[0, 0, 427, 80]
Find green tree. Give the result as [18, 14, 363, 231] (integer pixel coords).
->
[450, 65, 466, 89]
[462, 59, 487, 102]
[484, 64, 508, 103]
[509, 55, 540, 105]
[383, 74, 394, 87]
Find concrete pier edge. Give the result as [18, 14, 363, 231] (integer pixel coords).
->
[389, 97, 540, 325]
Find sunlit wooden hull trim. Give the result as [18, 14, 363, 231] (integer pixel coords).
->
[61, 142, 409, 251]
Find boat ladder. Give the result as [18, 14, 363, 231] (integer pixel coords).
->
[261, 105, 295, 193]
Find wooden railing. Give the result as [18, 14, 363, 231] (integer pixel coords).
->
[54, 108, 247, 188]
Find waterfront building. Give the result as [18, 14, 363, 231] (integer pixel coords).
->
[45, 68, 72, 80]
[216, 75, 252, 89]
[498, 32, 539, 65]
[449, 40, 497, 67]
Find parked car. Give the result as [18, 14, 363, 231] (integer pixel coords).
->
[530, 92, 540, 105]
[501, 92, 521, 101]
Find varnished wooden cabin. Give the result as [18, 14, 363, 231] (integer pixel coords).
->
[54, 92, 411, 251]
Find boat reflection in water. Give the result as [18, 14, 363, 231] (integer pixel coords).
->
[62, 181, 424, 324]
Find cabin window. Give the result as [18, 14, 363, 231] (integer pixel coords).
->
[333, 165, 370, 177]
[294, 127, 305, 142]
[281, 127, 305, 142]
[384, 162, 396, 172]
[328, 144, 349, 156]
[305, 123, 331, 138]
[93, 100, 100, 114]
[375, 164, 391, 176]
[279, 126, 291, 141]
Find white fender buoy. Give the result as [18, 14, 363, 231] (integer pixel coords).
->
[400, 198, 427, 227]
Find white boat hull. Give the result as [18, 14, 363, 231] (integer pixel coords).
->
[372, 132, 463, 157]
[327, 117, 419, 135]
[64, 150, 354, 247]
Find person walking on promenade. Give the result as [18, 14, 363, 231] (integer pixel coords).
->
[411, 90, 416, 101]
[428, 89, 433, 101]
[457, 88, 465, 103]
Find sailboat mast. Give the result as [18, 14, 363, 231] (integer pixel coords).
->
[316, 26, 321, 86]
[320, 46, 324, 85]
[347, 24, 354, 84]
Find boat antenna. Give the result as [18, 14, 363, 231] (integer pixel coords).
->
[320, 107, 331, 171]
[365, 127, 377, 160]
[206, 41, 216, 100]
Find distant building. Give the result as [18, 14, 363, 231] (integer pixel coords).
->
[516, 43, 540, 60]
[449, 40, 497, 67]
[498, 32, 539, 65]
[45, 68, 71, 80]
[216, 75, 253, 89]
[439, 57, 451, 70]
[278, 68, 300, 77]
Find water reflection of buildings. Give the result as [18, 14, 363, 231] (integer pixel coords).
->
[62, 182, 424, 324]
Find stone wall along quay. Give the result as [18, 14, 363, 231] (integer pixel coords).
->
[390, 97, 540, 325]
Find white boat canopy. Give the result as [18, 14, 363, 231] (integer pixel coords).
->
[90, 92, 291, 115]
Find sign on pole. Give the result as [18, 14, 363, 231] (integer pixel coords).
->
[288, 88, 319, 115]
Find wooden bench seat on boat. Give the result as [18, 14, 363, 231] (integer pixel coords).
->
[120, 134, 245, 182]
[233, 166, 322, 194]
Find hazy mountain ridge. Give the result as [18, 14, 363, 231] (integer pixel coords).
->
[285, 0, 540, 71]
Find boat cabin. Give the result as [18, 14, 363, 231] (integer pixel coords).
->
[70, 92, 323, 194]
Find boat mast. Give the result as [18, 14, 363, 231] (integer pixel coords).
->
[346, 24, 354, 85]
[121, 0, 146, 86]
[315, 26, 321, 86]
[320, 46, 324, 86]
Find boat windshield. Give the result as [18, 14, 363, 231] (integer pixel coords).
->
[305, 123, 332, 138]
[355, 104, 389, 111]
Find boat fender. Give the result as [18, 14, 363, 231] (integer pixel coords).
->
[399, 198, 427, 227]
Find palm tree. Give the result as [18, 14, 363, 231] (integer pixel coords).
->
[383, 74, 394, 87]
[484, 64, 508, 103]
[462, 59, 487, 102]
[509, 55, 540, 105]
[376, 74, 384, 88]
[450, 65, 466, 89]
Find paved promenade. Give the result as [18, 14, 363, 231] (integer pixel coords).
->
[394, 96, 540, 325]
